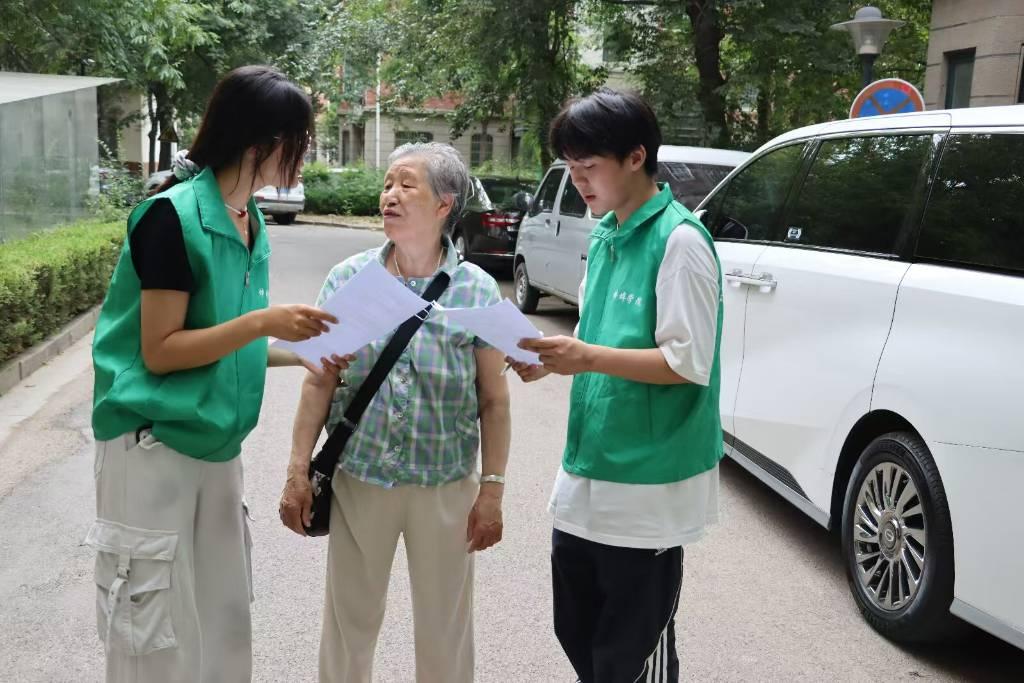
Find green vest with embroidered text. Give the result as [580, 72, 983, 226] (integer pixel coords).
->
[564, 184, 724, 484]
[91, 167, 271, 462]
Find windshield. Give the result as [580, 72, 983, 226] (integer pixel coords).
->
[658, 161, 734, 209]
[480, 178, 535, 208]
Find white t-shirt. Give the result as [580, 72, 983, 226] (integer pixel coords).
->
[549, 223, 722, 549]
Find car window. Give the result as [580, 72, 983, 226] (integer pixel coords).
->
[559, 179, 588, 218]
[480, 178, 534, 207]
[658, 161, 735, 209]
[706, 144, 805, 241]
[784, 135, 932, 254]
[530, 168, 564, 216]
[917, 133, 1024, 274]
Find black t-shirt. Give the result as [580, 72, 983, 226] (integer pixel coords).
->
[129, 198, 253, 291]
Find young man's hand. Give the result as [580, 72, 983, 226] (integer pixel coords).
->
[518, 336, 596, 376]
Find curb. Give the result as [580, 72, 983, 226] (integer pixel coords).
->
[295, 215, 384, 232]
[0, 306, 100, 397]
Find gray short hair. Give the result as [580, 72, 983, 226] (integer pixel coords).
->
[388, 142, 471, 234]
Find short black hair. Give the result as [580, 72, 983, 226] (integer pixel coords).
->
[549, 88, 661, 176]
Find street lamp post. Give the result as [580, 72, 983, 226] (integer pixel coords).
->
[831, 6, 905, 88]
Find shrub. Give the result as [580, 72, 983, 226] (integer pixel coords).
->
[304, 167, 384, 216]
[302, 160, 331, 183]
[88, 146, 147, 223]
[0, 220, 124, 365]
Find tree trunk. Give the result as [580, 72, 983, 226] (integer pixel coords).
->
[146, 90, 158, 176]
[153, 84, 175, 171]
[536, 91, 562, 169]
[684, 0, 730, 148]
[756, 81, 771, 144]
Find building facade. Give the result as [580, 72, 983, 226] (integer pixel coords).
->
[924, 0, 1024, 109]
[351, 91, 520, 170]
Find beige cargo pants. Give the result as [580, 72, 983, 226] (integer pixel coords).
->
[86, 430, 254, 683]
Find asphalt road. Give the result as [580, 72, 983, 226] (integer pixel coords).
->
[0, 223, 1021, 682]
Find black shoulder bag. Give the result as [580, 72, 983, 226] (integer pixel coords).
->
[304, 272, 450, 536]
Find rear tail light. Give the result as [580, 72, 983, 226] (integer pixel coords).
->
[482, 211, 520, 237]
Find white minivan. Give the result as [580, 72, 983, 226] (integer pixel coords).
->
[513, 145, 749, 312]
[695, 106, 1024, 649]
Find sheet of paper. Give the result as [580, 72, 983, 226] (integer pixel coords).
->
[440, 299, 542, 364]
[273, 260, 428, 364]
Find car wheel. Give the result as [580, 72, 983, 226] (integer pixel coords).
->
[842, 431, 960, 643]
[275, 213, 296, 225]
[514, 260, 540, 314]
[453, 231, 469, 263]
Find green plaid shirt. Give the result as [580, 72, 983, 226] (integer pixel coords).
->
[316, 238, 501, 488]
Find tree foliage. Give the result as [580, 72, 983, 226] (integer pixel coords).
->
[0, 0, 934, 166]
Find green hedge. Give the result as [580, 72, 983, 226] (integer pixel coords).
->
[0, 220, 123, 365]
[304, 165, 384, 216]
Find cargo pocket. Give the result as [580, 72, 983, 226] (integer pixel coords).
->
[84, 519, 178, 655]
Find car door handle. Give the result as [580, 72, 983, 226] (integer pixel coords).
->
[545, 218, 560, 235]
[725, 270, 777, 292]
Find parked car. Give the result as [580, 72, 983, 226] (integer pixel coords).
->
[144, 169, 172, 194]
[694, 106, 1024, 650]
[451, 175, 536, 268]
[144, 172, 304, 225]
[513, 145, 750, 312]
[254, 182, 304, 225]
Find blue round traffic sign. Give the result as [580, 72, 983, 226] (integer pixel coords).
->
[850, 78, 925, 118]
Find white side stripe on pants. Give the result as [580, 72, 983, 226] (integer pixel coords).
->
[641, 626, 669, 683]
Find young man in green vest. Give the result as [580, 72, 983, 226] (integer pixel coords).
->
[514, 88, 724, 682]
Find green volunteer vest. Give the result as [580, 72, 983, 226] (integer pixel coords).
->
[91, 167, 271, 461]
[563, 184, 724, 484]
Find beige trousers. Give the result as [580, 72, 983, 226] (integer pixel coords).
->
[319, 471, 478, 683]
[87, 431, 254, 683]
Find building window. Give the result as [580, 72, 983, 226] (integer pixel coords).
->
[395, 130, 433, 147]
[470, 133, 493, 167]
[945, 49, 975, 109]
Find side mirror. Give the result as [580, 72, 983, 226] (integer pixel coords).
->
[512, 191, 532, 213]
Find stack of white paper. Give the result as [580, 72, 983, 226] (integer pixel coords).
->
[439, 299, 542, 364]
[272, 260, 428, 365]
[274, 261, 545, 366]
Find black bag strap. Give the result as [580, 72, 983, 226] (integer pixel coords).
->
[309, 271, 450, 476]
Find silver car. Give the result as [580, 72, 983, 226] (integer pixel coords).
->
[254, 182, 305, 225]
[144, 172, 304, 225]
[513, 145, 750, 313]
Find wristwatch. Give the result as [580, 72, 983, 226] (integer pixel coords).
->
[480, 474, 506, 485]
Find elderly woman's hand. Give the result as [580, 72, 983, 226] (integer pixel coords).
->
[505, 357, 551, 383]
[466, 486, 503, 552]
[299, 353, 356, 377]
[279, 469, 314, 536]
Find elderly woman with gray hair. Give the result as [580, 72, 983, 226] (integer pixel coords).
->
[279, 142, 511, 682]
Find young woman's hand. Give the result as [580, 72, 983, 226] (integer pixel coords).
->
[260, 305, 337, 341]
